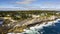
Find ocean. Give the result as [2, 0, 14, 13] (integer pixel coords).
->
[20, 19, 60, 34]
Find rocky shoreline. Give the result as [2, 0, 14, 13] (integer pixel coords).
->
[0, 15, 60, 34]
[8, 15, 59, 33]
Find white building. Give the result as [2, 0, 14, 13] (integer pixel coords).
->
[32, 15, 40, 18]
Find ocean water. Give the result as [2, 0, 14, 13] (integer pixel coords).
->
[21, 19, 60, 34]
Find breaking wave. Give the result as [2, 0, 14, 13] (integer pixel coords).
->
[21, 19, 60, 34]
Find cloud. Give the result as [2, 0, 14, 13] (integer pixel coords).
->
[16, 0, 36, 4]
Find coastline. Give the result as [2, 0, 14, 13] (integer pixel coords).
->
[9, 15, 59, 33]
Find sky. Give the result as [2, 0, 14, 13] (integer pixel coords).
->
[0, 0, 60, 10]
